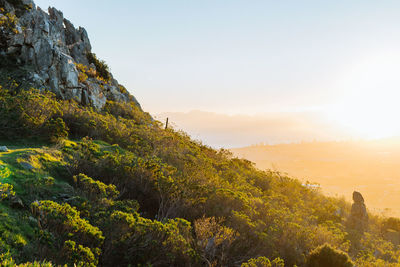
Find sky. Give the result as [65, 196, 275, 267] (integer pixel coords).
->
[34, 0, 400, 142]
[156, 111, 351, 148]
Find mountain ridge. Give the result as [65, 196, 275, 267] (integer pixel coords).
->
[0, 0, 140, 110]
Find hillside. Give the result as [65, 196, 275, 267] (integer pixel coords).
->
[231, 140, 400, 217]
[1, 0, 400, 266]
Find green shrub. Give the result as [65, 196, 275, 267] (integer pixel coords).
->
[73, 173, 119, 201]
[103, 100, 149, 123]
[241, 257, 284, 267]
[62, 240, 98, 267]
[0, 252, 53, 266]
[102, 211, 196, 266]
[87, 52, 111, 81]
[0, 165, 11, 179]
[0, 80, 398, 266]
[31, 200, 104, 247]
[0, 89, 65, 141]
[31, 201, 103, 264]
[0, 183, 15, 199]
[75, 63, 99, 83]
[45, 117, 69, 142]
[306, 244, 353, 267]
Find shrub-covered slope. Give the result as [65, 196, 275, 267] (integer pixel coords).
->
[1, 1, 400, 266]
[0, 89, 400, 266]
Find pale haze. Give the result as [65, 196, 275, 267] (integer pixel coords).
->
[35, 0, 400, 145]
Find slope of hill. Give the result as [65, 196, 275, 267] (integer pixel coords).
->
[231, 140, 400, 217]
[1, 0, 400, 266]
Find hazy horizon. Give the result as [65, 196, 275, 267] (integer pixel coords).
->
[231, 139, 400, 217]
[156, 110, 400, 148]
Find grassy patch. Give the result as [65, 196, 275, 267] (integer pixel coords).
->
[0, 146, 72, 201]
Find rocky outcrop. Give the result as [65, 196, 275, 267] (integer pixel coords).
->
[0, 0, 140, 110]
[348, 191, 369, 231]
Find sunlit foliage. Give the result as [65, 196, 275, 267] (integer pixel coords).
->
[0, 88, 400, 266]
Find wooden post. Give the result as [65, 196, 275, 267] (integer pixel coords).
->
[165, 117, 169, 130]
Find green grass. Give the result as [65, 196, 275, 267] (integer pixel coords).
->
[0, 144, 78, 261]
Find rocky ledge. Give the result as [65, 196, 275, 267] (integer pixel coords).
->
[0, 0, 140, 110]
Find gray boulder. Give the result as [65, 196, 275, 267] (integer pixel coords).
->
[86, 80, 107, 110]
[0, 146, 8, 152]
[58, 52, 79, 88]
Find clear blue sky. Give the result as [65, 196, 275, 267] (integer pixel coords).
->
[34, 1, 400, 138]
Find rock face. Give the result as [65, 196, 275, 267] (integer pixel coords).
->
[0, 0, 140, 110]
[348, 191, 369, 231]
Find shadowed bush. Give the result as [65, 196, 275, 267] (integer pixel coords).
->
[306, 244, 353, 267]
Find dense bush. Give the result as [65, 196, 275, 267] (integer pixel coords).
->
[86, 52, 111, 81]
[103, 100, 148, 123]
[306, 244, 353, 267]
[0, 89, 67, 141]
[0, 252, 53, 266]
[1, 88, 400, 265]
[102, 211, 196, 266]
[73, 173, 119, 201]
[75, 62, 106, 84]
[62, 240, 97, 267]
[241, 257, 284, 267]
[0, 182, 15, 199]
[31, 200, 103, 265]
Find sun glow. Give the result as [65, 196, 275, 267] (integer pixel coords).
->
[324, 51, 400, 139]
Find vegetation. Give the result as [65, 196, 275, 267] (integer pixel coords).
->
[75, 63, 106, 84]
[0, 9, 19, 34]
[306, 244, 353, 267]
[86, 53, 111, 82]
[0, 88, 400, 266]
[241, 257, 284, 267]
